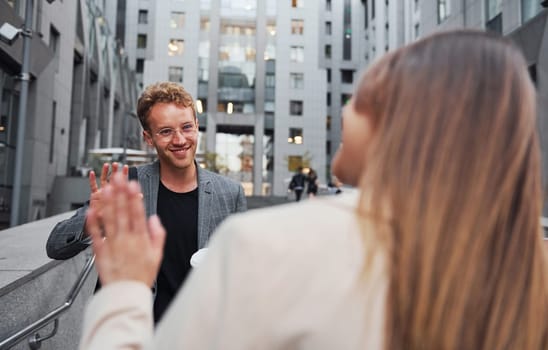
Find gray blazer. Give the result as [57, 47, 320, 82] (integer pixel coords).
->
[46, 161, 247, 260]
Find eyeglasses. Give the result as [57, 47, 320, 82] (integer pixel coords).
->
[153, 124, 196, 141]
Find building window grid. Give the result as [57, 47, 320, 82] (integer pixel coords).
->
[138, 9, 148, 24]
[291, 0, 304, 8]
[341, 69, 354, 84]
[290, 100, 303, 116]
[288, 128, 303, 144]
[170, 12, 185, 29]
[137, 34, 147, 48]
[290, 46, 304, 62]
[136, 58, 144, 73]
[49, 25, 60, 73]
[168, 66, 183, 83]
[521, 0, 543, 23]
[290, 73, 304, 89]
[325, 44, 332, 59]
[438, 0, 450, 23]
[168, 39, 184, 56]
[291, 19, 304, 35]
[485, 0, 502, 32]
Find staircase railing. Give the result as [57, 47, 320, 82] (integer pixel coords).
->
[0, 255, 95, 350]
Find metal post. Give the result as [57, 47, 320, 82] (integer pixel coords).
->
[121, 111, 129, 164]
[10, 0, 34, 226]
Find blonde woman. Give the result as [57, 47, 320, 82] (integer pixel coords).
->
[80, 30, 548, 350]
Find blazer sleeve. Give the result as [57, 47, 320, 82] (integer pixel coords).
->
[235, 183, 247, 213]
[46, 204, 91, 260]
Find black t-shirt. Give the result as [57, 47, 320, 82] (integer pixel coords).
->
[154, 182, 198, 323]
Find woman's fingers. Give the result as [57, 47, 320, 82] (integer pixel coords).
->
[148, 215, 166, 267]
[122, 164, 129, 177]
[87, 207, 105, 258]
[100, 184, 117, 240]
[99, 163, 110, 188]
[112, 173, 130, 237]
[88, 171, 98, 193]
[127, 180, 147, 235]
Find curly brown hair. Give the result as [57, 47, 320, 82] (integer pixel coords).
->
[137, 82, 196, 130]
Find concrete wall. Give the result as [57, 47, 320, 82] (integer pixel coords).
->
[0, 212, 96, 350]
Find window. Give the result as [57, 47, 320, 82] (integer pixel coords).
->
[49, 101, 56, 163]
[341, 69, 354, 83]
[325, 21, 332, 35]
[327, 92, 331, 106]
[438, 0, 450, 23]
[372, 0, 375, 19]
[138, 9, 148, 24]
[326, 0, 332, 11]
[326, 115, 331, 130]
[136, 59, 144, 73]
[290, 100, 303, 116]
[137, 34, 147, 48]
[291, 0, 304, 8]
[528, 64, 537, 86]
[290, 46, 304, 62]
[414, 23, 420, 38]
[201, 19, 210, 31]
[168, 66, 183, 83]
[327, 69, 331, 83]
[521, 0, 543, 23]
[288, 155, 303, 171]
[265, 74, 275, 87]
[325, 44, 332, 59]
[326, 140, 332, 155]
[49, 25, 60, 72]
[288, 128, 303, 144]
[291, 19, 304, 35]
[168, 39, 184, 56]
[485, 0, 502, 33]
[341, 94, 352, 106]
[414, 0, 419, 11]
[290, 73, 304, 89]
[170, 12, 185, 29]
[343, 0, 352, 60]
[364, 0, 369, 28]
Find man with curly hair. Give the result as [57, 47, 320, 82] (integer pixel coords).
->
[46, 82, 247, 322]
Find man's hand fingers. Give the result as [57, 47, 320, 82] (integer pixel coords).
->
[111, 162, 119, 175]
[122, 164, 129, 177]
[89, 171, 98, 193]
[99, 163, 110, 188]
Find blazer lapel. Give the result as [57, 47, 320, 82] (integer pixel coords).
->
[197, 165, 212, 248]
[140, 161, 160, 217]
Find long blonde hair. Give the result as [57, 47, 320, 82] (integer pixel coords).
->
[356, 30, 548, 349]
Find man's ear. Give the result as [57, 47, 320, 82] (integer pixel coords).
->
[143, 130, 153, 146]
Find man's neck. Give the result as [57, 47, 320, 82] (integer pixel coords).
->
[159, 161, 198, 193]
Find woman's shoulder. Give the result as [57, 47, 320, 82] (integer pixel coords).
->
[219, 191, 364, 257]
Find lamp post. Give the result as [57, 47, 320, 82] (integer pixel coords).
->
[9, 0, 34, 226]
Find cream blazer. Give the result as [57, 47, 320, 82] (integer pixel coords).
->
[79, 191, 388, 350]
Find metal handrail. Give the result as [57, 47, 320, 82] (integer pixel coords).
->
[0, 255, 96, 350]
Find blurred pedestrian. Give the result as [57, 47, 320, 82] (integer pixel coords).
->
[288, 166, 306, 201]
[306, 168, 319, 198]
